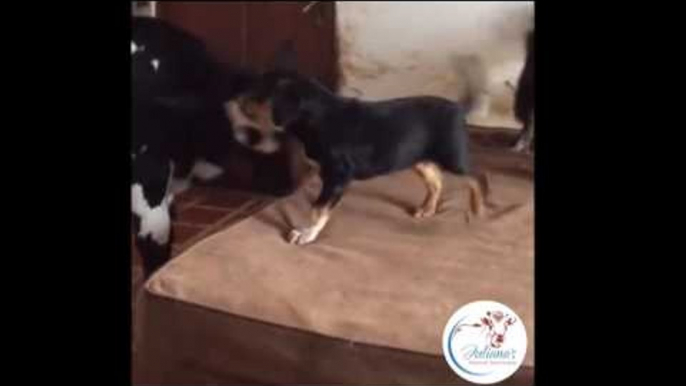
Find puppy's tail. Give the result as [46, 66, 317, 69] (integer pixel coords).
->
[451, 54, 488, 114]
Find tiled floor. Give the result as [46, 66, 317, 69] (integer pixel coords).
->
[131, 186, 272, 361]
[131, 187, 272, 310]
[170, 187, 271, 254]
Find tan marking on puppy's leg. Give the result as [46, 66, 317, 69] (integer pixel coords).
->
[463, 172, 491, 222]
[413, 162, 443, 218]
[288, 206, 332, 245]
[513, 110, 535, 153]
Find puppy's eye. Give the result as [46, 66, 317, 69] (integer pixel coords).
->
[240, 107, 255, 120]
[239, 103, 258, 120]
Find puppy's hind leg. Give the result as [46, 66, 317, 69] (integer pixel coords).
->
[438, 151, 491, 221]
[513, 110, 534, 153]
[463, 173, 490, 221]
[413, 162, 443, 218]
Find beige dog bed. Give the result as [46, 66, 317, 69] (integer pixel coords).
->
[134, 144, 534, 385]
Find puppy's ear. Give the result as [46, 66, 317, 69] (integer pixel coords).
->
[272, 40, 298, 72]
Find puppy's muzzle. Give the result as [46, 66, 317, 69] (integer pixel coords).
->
[233, 125, 281, 154]
[225, 100, 282, 154]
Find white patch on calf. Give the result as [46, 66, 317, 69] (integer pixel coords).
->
[131, 145, 148, 161]
[131, 41, 145, 55]
[131, 162, 174, 245]
[131, 184, 172, 245]
[151, 58, 160, 71]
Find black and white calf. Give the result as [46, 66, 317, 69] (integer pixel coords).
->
[132, 16, 220, 101]
[131, 100, 234, 275]
[131, 16, 257, 277]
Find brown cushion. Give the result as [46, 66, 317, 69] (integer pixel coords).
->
[137, 147, 533, 384]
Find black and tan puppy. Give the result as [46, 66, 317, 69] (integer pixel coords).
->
[229, 47, 489, 245]
[512, 30, 535, 153]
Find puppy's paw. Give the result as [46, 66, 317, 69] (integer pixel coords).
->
[413, 206, 436, 219]
[512, 139, 532, 154]
[465, 207, 487, 224]
[287, 227, 319, 245]
[170, 178, 191, 195]
[191, 161, 224, 181]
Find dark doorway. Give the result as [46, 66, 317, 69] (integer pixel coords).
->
[157, 1, 338, 88]
[153, 2, 338, 195]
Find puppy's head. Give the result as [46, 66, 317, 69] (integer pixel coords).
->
[251, 71, 317, 127]
[225, 41, 324, 153]
[224, 96, 283, 154]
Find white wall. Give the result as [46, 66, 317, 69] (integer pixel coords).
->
[337, 1, 534, 128]
[132, 1, 156, 17]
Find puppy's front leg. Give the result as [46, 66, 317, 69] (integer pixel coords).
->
[413, 162, 443, 218]
[288, 164, 351, 245]
[288, 205, 332, 245]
